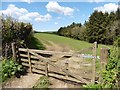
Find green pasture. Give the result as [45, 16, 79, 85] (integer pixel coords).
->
[34, 33, 112, 55]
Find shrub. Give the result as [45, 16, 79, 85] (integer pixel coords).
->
[33, 76, 50, 88]
[2, 58, 25, 82]
[83, 84, 102, 90]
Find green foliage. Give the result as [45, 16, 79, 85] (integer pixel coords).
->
[2, 58, 25, 82]
[26, 36, 45, 50]
[33, 76, 50, 88]
[85, 11, 118, 44]
[57, 8, 120, 45]
[83, 84, 102, 89]
[2, 16, 33, 44]
[58, 22, 82, 39]
[101, 37, 120, 88]
[2, 15, 33, 57]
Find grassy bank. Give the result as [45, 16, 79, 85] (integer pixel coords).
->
[34, 32, 112, 55]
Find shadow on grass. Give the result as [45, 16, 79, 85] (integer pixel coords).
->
[26, 37, 45, 50]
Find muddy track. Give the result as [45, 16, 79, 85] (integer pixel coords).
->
[42, 40, 72, 52]
[3, 73, 42, 88]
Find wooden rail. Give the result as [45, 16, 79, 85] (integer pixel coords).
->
[11, 41, 111, 85]
[11, 42, 103, 84]
[18, 48, 92, 84]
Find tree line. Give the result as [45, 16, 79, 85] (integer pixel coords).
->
[1, 15, 33, 58]
[57, 8, 120, 45]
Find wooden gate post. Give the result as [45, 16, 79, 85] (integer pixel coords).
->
[11, 42, 16, 62]
[45, 62, 48, 77]
[99, 48, 109, 83]
[100, 48, 109, 68]
[27, 48, 32, 73]
[92, 42, 97, 84]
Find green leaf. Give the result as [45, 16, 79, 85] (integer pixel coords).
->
[11, 72, 15, 75]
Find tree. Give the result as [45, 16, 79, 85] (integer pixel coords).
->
[85, 10, 117, 44]
[2, 15, 33, 58]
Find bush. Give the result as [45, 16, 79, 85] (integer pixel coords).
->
[83, 84, 102, 90]
[2, 15, 33, 58]
[2, 58, 25, 82]
[33, 76, 50, 88]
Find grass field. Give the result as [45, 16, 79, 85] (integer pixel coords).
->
[34, 32, 112, 55]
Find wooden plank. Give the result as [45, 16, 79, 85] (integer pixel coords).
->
[21, 60, 91, 82]
[19, 48, 74, 56]
[21, 62, 29, 67]
[48, 64, 65, 75]
[34, 65, 46, 70]
[27, 48, 32, 73]
[32, 68, 88, 84]
[29, 50, 90, 84]
[45, 62, 48, 77]
[19, 48, 27, 52]
[20, 54, 38, 59]
[21, 58, 28, 62]
[21, 62, 45, 69]
[21, 62, 65, 75]
[19, 48, 95, 58]
[20, 54, 59, 63]
[21, 58, 46, 66]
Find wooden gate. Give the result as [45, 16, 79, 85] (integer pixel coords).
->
[12, 42, 100, 85]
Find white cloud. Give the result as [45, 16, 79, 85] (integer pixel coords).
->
[35, 14, 52, 22]
[94, 3, 118, 13]
[54, 22, 58, 25]
[46, 1, 74, 16]
[0, 4, 28, 18]
[89, 0, 105, 3]
[0, 4, 52, 22]
[21, 0, 31, 4]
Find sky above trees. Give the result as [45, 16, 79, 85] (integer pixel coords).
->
[0, 0, 119, 31]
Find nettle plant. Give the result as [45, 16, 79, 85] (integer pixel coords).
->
[2, 58, 25, 82]
[102, 37, 119, 88]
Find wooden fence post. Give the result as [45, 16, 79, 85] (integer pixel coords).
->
[92, 42, 97, 84]
[11, 42, 16, 62]
[99, 48, 109, 83]
[100, 48, 109, 68]
[27, 48, 32, 73]
[45, 62, 48, 77]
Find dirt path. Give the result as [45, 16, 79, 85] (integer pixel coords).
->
[49, 77, 82, 88]
[3, 73, 42, 88]
[42, 41, 72, 52]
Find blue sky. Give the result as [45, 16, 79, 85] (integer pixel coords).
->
[0, 0, 119, 32]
